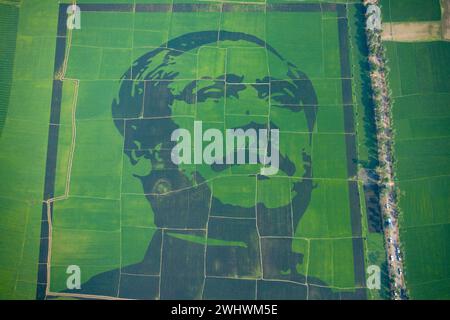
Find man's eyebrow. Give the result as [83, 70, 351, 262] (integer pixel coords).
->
[196, 80, 226, 102]
[225, 74, 244, 84]
[196, 74, 247, 101]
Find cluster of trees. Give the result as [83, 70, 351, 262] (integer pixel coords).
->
[364, 3, 408, 300]
[366, 27, 394, 201]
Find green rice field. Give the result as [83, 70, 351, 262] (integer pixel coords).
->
[0, 0, 400, 300]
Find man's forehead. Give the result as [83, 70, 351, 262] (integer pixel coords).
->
[197, 45, 273, 82]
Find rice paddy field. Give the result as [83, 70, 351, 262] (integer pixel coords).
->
[0, 0, 390, 300]
[381, 0, 450, 300]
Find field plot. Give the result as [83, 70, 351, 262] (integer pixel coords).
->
[385, 40, 450, 299]
[0, 1, 373, 300]
[0, 0, 60, 299]
[380, 0, 442, 23]
[0, 1, 20, 135]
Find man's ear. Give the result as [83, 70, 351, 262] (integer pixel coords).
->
[125, 149, 152, 177]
